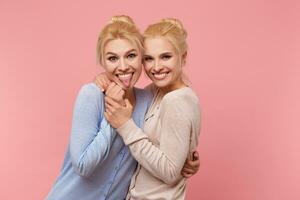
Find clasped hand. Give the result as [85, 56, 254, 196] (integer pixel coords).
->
[94, 73, 200, 177]
[103, 82, 133, 129]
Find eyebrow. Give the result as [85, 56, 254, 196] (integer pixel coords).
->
[105, 52, 117, 56]
[105, 49, 137, 56]
[160, 52, 172, 55]
[144, 52, 172, 57]
[125, 49, 138, 55]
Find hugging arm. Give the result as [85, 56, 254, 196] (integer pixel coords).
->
[116, 98, 192, 185]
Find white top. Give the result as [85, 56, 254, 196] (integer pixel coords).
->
[117, 85, 201, 200]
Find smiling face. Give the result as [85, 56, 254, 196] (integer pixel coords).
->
[143, 36, 186, 92]
[103, 38, 142, 90]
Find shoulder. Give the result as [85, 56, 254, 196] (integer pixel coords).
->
[75, 83, 104, 106]
[77, 83, 103, 99]
[161, 87, 200, 116]
[163, 87, 199, 106]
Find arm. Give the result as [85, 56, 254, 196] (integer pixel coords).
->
[70, 84, 116, 178]
[105, 97, 192, 185]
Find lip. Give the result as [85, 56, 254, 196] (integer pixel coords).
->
[152, 72, 169, 80]
[117, 72, 133, 79]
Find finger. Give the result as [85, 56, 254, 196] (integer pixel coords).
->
[105, 107, 113, 116]
[186, 159, 200, 168]
[106, 82, 116, 96]
[95, 74, 110, 90]
[117, 90, 126, 105]
[112, 84, 123, 96]
[105, 96, 120, 108]
[102, 80, 110, 89]
[94, 79, 104, 92]
[105, 102, 115, 113]
[181, 172, 193, 178]
[103, 72, 112, 85]
[107, 84, 122, 98]
[115, 81, 123, 88]
[183, 160, 198, 170]
[100, 80, 108, 92]
[117, 89, 125, 98]
[192, 151, 199, 160]
[182, 167, 196, 174]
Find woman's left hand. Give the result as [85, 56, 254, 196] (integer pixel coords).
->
[94, 72, 112, 92]
[181, 151, 200, 178]
[104, 96, 133, 129]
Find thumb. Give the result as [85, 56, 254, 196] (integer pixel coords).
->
[193, 151, 199, 160]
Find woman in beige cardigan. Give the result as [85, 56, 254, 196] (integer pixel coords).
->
[99, 18, 201, 200]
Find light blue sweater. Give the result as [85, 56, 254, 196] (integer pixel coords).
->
[46, 83, 152, 200]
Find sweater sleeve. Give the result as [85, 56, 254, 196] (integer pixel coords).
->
[116, 97, 192, 185]
[69, 84, 116, 178]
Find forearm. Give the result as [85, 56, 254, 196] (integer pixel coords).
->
[117, 119, 189, 185]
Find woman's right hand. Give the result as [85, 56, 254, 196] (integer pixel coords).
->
[181, 151, 200, 178]
[94, 72, 111, 92]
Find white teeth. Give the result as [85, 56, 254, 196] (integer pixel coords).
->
[153, 73, 167, 79]
[118, 73, 132, 79]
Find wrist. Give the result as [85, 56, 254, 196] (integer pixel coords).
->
[117, 117, 131, 129]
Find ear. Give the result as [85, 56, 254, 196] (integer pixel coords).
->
[181, 51, 187, 66]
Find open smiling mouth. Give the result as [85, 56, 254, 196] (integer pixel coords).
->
[152, 72, 169, 80]
[117, 72, 134, 87]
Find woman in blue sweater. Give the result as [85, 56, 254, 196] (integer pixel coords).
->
[46, 15, 199, 200]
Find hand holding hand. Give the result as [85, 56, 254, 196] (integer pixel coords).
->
[104, 97, 133, 129]
[105, 82, 125, 106]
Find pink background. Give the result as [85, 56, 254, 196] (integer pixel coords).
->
[0, 0, 299, 199]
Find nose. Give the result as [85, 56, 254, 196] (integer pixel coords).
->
[119, 58, 129, 71]
[153, 59, 162, 72]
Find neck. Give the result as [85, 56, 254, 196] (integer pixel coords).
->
[161, 78, 186, 94]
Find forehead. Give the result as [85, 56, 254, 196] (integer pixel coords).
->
[144, 36, 176, 55]
[104, 38, 139, 54]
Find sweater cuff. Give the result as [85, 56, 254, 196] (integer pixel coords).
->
[117, 119, 147, 145]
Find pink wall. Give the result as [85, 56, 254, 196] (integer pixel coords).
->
[0, 0, 299, 199]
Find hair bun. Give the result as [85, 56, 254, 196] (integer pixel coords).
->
[162, 18, 184, 30]
[161, 18, 187, 38]
[110, 15, 135, 26]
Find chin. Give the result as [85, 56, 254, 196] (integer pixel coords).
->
[152, 80, 170, 89]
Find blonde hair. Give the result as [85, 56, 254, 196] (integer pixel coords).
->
[144, 18, 190, 85]
[143, 18, 188, 59]
[96, 15, 143, 65]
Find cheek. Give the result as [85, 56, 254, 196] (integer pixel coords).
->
[167, 58, 178, 67]
[130, 59, 142, 73]
[143, 62, 152, 73]
[103, 61, 117, 73]
[171, 65, 182, 79]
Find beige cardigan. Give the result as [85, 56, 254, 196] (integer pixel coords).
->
[117, 85, 201, 200]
